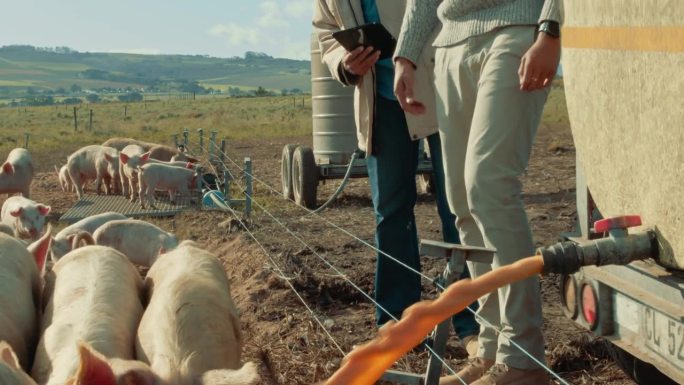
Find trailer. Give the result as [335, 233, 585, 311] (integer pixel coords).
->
[549, 2, 684, 383]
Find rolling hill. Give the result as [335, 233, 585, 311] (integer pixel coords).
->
[0, 46, 312, 98]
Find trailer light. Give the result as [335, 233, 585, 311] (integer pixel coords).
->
[560, 275, 578, 319]
[580, 283, 598, 329]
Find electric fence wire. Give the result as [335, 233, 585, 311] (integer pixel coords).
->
[190, 137, 571, 385]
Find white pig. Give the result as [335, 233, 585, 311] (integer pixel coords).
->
[0, 341, 37, 385]
[66, 145, 120, 199]
[136, 241, 260, 385]
[65, 342, 156, 385]
[102, 137, 156, 152]
[93, 219, 178, 267]
[31, 246, 148, 385]
[0, 148, 34, 198]
[0, 230, 51, 371]
[119, 145, 150, 200]
[50, 212, 128, 261]
[1, 196, 50, 240]
[54, 165, 75, 193]
[138, 163, 198, 209]
[148, 145, 198, 163]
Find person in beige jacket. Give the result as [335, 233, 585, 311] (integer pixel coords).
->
[313, 0, 480, 352]
[393, 0, 563, 384]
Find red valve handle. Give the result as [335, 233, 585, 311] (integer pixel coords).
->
[594, 215, 642, 233]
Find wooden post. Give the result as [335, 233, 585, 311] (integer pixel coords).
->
[198, 128, 204, 153]
[73, 106, 78, 131]
[89, 109, 93, 131]
[124, 105, 128, 118]
[220, 139, 226, 163]
[23, 133, 30, 149]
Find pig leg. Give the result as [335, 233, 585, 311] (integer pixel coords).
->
[120, 166, 129, 198]
[103, 175, 112, 195]
[129, 177, 136, 202]
[70, 169, 85, 199]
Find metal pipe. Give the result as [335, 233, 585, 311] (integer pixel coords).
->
[537, 229, 658, 275]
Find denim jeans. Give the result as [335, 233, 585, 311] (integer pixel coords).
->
[368, 96, 479, 339]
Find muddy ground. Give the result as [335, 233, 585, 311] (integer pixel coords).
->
[24, 117, 635, 384]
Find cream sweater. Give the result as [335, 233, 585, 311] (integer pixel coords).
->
[395, 0, 563, 63]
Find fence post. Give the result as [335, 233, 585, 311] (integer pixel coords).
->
[173, 134, 179, 147]
[198, 128, 204, 153]
[210, 131, 217, 160]
[89, 109, 93, 131]
[183, 128, 189, 147]
[73, 106, 78, 131]
[220, 139, 226, 163]
[244, 157, 252, 217]
[23, 133, 30, 149]
[124, 105, 128, 118]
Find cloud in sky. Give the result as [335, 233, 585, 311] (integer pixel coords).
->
[209, 0, 312, 59]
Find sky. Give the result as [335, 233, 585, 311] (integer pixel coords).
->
[0, 0, 315, 60]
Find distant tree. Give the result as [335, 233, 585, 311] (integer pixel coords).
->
[255, 86, 270, 97]
[62, 97, 82, 105]
[70, 84, 82, 93]
[55, 87, 66, 95]
[281, 88, 289, 96]
[86, 94, 100, 103]
[26, 87, 37, 95]
[118, 92, 143, 102]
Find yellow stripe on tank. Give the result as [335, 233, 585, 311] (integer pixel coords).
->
[562, 27, 684, 53]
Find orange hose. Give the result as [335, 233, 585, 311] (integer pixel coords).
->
[324, 255, 545, 385]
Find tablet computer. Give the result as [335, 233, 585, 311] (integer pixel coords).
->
[332, 22, 396, 60]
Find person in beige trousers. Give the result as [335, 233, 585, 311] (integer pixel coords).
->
[393, 1, 563, 384]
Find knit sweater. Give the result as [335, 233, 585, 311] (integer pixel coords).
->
[395, 0, 563, 63]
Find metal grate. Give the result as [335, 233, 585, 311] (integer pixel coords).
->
[59, 193, 199, 224]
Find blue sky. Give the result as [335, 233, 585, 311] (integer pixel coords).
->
[0, 0, 314, 59]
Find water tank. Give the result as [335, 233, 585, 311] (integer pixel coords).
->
[310, 33, 357, 165]
[562, 1, 684, 269]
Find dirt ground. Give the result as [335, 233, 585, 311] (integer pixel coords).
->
[23, 117, 636, 384]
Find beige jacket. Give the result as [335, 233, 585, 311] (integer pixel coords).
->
[313, 0, 438, 154]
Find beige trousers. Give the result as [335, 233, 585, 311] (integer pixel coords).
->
[434, 25, 550, 369]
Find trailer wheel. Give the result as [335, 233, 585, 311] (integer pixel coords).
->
[292, 146, 318, 209]
[281, 144, 298, 200]
[606, 343, 677, 385]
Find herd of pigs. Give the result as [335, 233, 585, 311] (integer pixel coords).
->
[0, 138, 261, 384]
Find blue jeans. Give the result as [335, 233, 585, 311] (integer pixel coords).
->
[368, 96, 478, 338]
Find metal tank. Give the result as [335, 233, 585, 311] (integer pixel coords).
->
[563, 1, 684, 270]
[310, 34, 357, 165]
[553, 2, 684, 383]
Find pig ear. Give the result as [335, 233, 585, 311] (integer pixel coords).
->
[2, 162, 14, 175]
[28, 224, 51, 274]
[104, 152, 116, 163]
[140, 152, 151, 164]
[0, 341, 21, 370]
[37, 205, 51, 216]
[75, 342, 116, 385]
[10, 207, 22, 217]
[119, 153, 130, 165]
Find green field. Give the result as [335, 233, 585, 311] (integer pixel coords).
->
[0, 96, 313, 165]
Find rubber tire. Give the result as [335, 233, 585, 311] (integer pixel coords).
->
[292, 146, 318, 209]
[281, 144, 298, 200]
[606, 342, 678, 385]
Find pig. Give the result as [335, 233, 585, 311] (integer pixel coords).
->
[138, 163, 198, 209]
[54, 165, 75, 193]
[67, 145, 120, 198]
[0, 341, 37, 385]
[31, 245, 148, 385]
[65, 342, 157, 385]
[0, 223, 14, 237]
[93, 219, 178, 267]
[101, 137, 156, 152]
[136, 241, 260, 385]
[0, 148, 34, 198]
[1, 196, 50, 240]
[0, 230, 51, 371]
[119, 145, 150, 200]
[50, 212, 128, 261]
[149, 145, 198, 163]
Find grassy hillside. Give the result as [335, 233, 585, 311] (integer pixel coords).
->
[0, 46, 311, 98]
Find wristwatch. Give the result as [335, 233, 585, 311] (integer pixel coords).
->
[538, 21, 560, 38]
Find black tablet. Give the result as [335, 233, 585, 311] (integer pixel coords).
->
[332, 22, 396, 60]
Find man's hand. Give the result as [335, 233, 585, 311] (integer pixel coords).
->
[394, 57, 426, 115]
[343, 46, 381, 77]
[518, 33, 561, 91]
